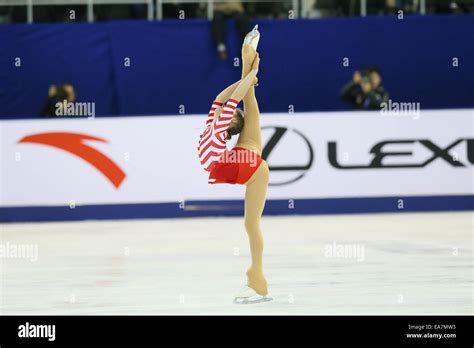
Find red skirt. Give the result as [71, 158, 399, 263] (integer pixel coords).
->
[208, 147, 262, 185]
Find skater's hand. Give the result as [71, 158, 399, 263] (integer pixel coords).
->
[252, 76, 259, 87]
[242, 44, 257, 65]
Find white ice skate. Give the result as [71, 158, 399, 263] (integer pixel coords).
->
[243, 25, 260, 51]
[233, 285, 272, 304]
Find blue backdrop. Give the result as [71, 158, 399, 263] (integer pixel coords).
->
[0, 15, 473, 119]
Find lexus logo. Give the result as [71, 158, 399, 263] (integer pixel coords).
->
[261, 126, 314, 186]
[328, 139, 474, 168]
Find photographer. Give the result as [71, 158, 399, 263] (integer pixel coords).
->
[40, 83, 76, 118]
[340, 66, 389, 110]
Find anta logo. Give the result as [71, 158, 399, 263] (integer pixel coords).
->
[18, 132, 126, 188]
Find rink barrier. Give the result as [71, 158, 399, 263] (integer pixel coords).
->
[2, 15, 474, 118]
[1, 195, 472, 223]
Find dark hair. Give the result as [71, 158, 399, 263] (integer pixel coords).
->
[225, 108, 244, 140]
[365, 65, 380, 75]
[54, 85, 69, 102]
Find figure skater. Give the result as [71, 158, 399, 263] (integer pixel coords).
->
[197, 41, 270, 304]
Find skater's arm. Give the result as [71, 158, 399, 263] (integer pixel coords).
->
[205, 80, 241, 125]
[215, 80, 242, 103]
[213, 55, 259, 128]
[205, 101, 224, 126]
[213, 71, 256, 124]
[215, 52, 258, 106]
[213, 69, 257, 134]
[204, 80, 241, 124]
[230, 68, 258, 103]
[214, 98, 239, 136]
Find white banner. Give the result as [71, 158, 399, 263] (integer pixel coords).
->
[1, 109, 473, 207]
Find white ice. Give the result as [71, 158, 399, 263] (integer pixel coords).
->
[0, 212, 472, 315]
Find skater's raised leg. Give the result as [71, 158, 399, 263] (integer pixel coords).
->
[236, 51, 262, 155]
[236, 84, 262, 155]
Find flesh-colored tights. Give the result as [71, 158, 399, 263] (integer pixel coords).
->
[235, 87, 268, 296]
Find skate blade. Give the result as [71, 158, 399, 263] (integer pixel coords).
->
[233, 296, 273, 305]
[243, 25, 260, 50]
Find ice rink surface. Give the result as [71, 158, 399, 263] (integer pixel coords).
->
[1, 212, 472, 315]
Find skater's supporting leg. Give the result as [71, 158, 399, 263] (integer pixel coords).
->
[244, 160, 269, 295]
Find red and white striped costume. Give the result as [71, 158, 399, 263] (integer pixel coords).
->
[198, 98, 238, 173]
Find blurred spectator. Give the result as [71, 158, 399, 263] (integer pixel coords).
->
[212, 1, 250, 60]
[367, 0, 393, 15]
[41, 83, 76, 118]
[96, 4, 147, 21]
[313, 0, 336, 17]
[2, 0, 472, 24]
[0, 5, 11, 23]
[252, 1, 291, 19]
[340, 66, 389, 110]
[311, 0, 346, 17]
[391, 0, 417, 14]
[8, 5, 87, 23]
[430, 0, 472, 14]
[9, 6, 27, 23]
[163, 3, 199, 19]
